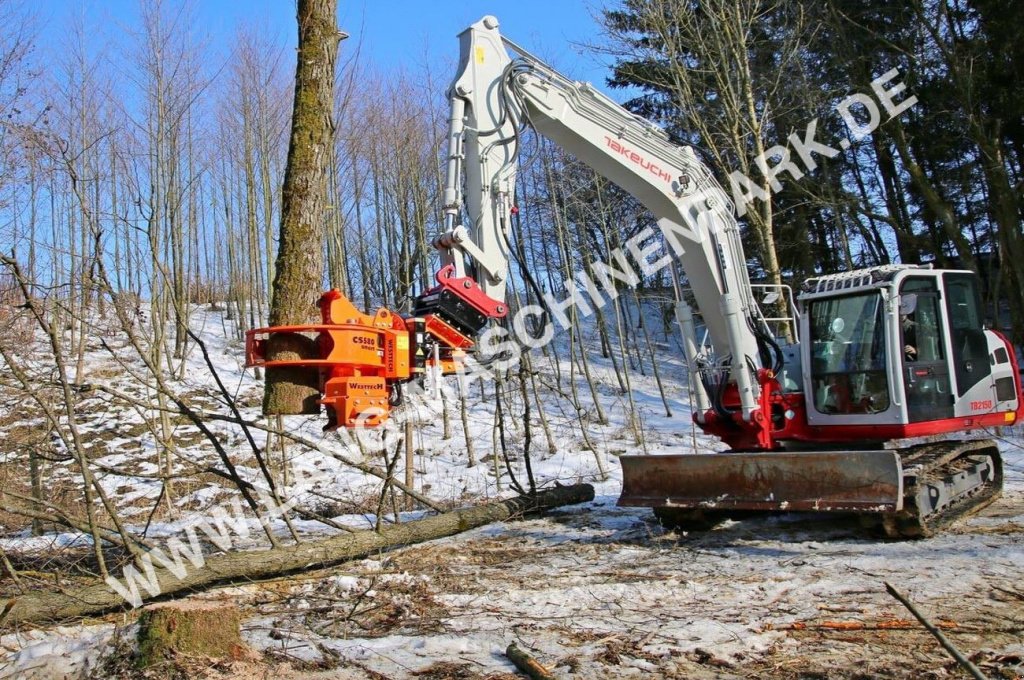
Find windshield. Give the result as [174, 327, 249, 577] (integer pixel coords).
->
[809, 292, 890, 415]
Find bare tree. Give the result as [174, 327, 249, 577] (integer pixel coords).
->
[264, 0, 344, 415]
[602, 0, 817, 336]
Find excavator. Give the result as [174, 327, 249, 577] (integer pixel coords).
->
[246, 16, 1020, 538]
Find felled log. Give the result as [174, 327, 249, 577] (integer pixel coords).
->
[773, 618, 959, 631]
[0, 483, 594, 627]
[505, 642, 557, 680]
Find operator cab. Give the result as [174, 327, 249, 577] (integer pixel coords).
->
[797, 265, 1019, 433]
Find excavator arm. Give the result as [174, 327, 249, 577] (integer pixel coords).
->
[432, 16, 784, 429]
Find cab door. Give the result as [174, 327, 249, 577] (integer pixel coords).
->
[942, 272, 992, 401]
[900, 277, 954, 422]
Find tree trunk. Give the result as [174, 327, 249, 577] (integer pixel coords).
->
[264, 0, 342, 415]
[0, 484, 594, 626]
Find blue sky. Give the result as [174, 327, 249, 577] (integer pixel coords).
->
[39, 1, 617, 91]
[338, 1, 612, 84]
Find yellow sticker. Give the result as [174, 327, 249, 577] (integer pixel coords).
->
[396, 335, 410, 351]
[475, 46, 485, 64]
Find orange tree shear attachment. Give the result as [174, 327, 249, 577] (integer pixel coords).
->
[245, 271, 508, 430]
[246, 290, 412, 429]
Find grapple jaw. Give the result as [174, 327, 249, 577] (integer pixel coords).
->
[618, 450, 905, 513]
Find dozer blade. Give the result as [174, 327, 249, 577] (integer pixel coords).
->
[618, 450, 904, 513]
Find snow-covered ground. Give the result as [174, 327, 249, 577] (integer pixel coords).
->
[0, 304, 1022, 678]
[4, 476, 1023, 679]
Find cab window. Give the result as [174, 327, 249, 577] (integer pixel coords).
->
[809, 292, 890, 414]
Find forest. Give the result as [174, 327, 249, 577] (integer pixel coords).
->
[0, 0, 1021, 677]
[2, 0, 1022, 342]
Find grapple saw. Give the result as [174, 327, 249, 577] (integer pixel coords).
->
[246, 265, 504, 429]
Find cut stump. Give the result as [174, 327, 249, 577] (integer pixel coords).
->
[137, 599, 244, 668]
